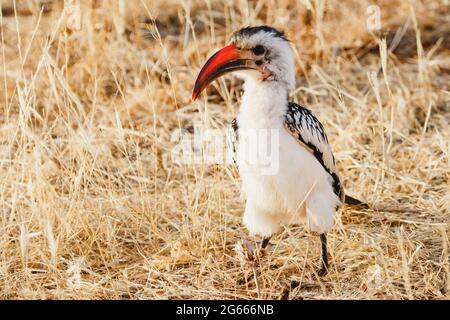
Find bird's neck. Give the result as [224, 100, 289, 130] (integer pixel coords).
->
[238, 80, 289, 129]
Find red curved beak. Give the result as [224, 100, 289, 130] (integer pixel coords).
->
[192, 44, 257, 101]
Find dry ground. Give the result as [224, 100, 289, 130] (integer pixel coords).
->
[0, 0, 448, 299]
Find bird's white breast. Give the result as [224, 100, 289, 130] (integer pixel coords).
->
[235, 81, 338, 236]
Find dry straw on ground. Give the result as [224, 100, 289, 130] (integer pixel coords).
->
[0, 0, 448, 299]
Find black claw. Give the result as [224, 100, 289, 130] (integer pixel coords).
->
[318, 267, 328, 277]
[261, 237, 271, 249]
[290, 280, 300, 289]
[279, 288, 290, 300]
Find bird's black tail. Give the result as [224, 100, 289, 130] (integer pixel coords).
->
[344, 195, 369, 209]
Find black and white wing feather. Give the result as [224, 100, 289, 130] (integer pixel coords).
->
[284, 102, 343, 199]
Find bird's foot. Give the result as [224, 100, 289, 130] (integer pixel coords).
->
[254, 238, 271, 258]
[279, 280, 301, 300]
[290, 280, 300, 289]
[317, 267, 328, 277]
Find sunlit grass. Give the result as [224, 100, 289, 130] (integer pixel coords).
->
[0, 0, 448, 299]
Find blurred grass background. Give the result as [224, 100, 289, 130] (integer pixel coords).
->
[0, 0, 448, 299]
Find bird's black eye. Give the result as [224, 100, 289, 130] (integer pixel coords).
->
[252, 45, 265, 55]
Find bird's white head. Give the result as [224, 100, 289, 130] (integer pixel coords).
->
[192, 26, 295, 100]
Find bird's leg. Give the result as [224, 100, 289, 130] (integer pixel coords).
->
[318, 233, 329, 276]
[237, 238, 270, 285]
[261, 237, 271, 250]
[285, 234, 329, 297]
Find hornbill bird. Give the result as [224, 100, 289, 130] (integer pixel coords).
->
[192, 26, 367, 276]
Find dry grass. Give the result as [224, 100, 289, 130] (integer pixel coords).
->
[0, 0, 448, 300]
